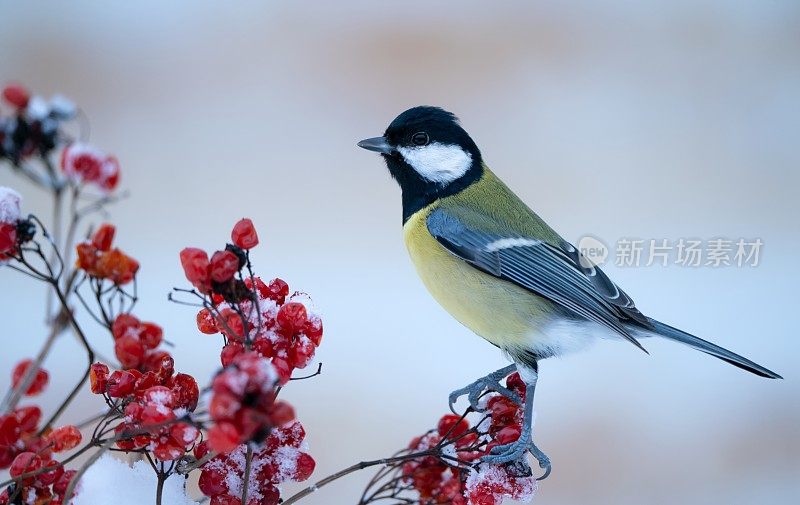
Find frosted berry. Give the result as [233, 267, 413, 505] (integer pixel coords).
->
[277, 302, 308, 334]
[47, 425, 82, 452]
[196, 308, 218, 334]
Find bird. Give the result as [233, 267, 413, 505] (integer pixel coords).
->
[357, 106, 782, 478]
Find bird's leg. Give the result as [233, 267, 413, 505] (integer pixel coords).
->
[481, 364, 551, 479]
[448, 363, 520, 414]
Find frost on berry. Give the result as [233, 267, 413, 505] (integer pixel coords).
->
[199, 421, 315, 504]
[46, 425, 82, 452]
[60, 143, 121, 192]
[207, 351, 295, 453]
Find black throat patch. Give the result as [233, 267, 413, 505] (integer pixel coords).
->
[383, 153, 484, 223]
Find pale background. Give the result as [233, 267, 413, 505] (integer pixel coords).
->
[1, 1, 799, 504]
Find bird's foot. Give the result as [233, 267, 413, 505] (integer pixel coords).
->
[448, 365, 520, 414]
[481, 439, 551, 480]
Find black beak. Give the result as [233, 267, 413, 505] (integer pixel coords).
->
[357, 136, 394, 154]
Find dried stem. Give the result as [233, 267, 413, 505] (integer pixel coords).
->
[281, 450, 438, 505]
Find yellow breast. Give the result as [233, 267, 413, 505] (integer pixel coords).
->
[403, 206, 552, 354]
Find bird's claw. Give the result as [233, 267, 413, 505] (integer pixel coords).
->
[481, 440, 551, 480]
[448, 375, 521, 414]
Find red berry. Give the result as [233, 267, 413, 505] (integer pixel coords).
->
[47, 425, 82, 452]
[171, 373, 199, 411]
[0, 223, 17, 256]
[437, 414, 470, 438]
[266, 278, 289, 303]
[277, 302, 308, 334]
[193, 440, 210, 460]
[107, 370, 136, 397]
[179, 247, 211, 293]
[89, 362, 110, 394]
[114, 424, 136, 451]
[91, 224, 116, 251]
[210, 495, 240, 505]
[95, 248, 139, 284]
[217, 308, 245, 342]
[143, 386, 176, 408]
[288, 336, 315, 369]
[9, 452, 41, 480]
[271, 357, 292, 385]
[11, 359, 48, 396]
[196, 308, 218, 334]
[220, 343, 244, 367]
[2, 83, 30, 108]
[252, 336, 274, 358]
[209, 250, 239, 283]
[198, 466, 228, 497]
[38, 459, 64, 486]
[207, 422, 241, 453]
[267, 400, 295, 427]
[0, 415, 20, 446]
[494, 425, 522, 445]
[170, 422, 198, 446]
[140, 403, 176, 426]
[13, 406, 41, 434]
[54, 469, 77, 496]
[304, 318, 323, 346]
[231, 218, 259, 249]
[143, 350, 174, 380]
[153, 437, 185, 461]
[111, 314, 140, 339]
[292, 453, 316, 481]
[209, 390, 240, 421]
[139, 322, 163, 349]
[114, 334, 145, 369]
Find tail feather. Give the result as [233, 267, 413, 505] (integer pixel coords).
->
[643, 318, 782, 379]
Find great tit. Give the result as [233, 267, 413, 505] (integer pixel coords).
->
[357, 106, 781, 477]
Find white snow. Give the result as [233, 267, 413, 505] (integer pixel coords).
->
[0, 187, 22, 223]
[73, 454, 199, 505]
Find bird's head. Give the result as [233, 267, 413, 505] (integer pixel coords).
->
[358, 106, 483, 221]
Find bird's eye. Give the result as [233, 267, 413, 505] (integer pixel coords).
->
[411, 132, 429, 146]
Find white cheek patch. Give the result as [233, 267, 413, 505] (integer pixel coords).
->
[397, 143, 472, 184]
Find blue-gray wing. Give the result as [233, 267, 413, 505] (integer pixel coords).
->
[427, 207, 650, 352]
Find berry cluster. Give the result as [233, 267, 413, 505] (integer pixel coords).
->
[207, 351, 294, 453]
[90, 361, 200, 461]
[176, 219, 321, 503]
[197, 421, 315, 505]
[88, 311, 201, 461]
[182, 219, 323, 384]
[180, 218, 259, 297]
[0, 364, 83, 505]
[0, 83, 76, 165]
[208, 285, 323, 385]
[60, 143, 120, 193]
[109, 313, 166, 370]
[75, 223, 139, 285]
[399, 373, 537, 505]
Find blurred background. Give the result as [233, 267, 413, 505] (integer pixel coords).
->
[1, 1, 799, 503]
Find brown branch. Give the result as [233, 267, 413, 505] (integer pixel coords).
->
[281, 450, 438, 505]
